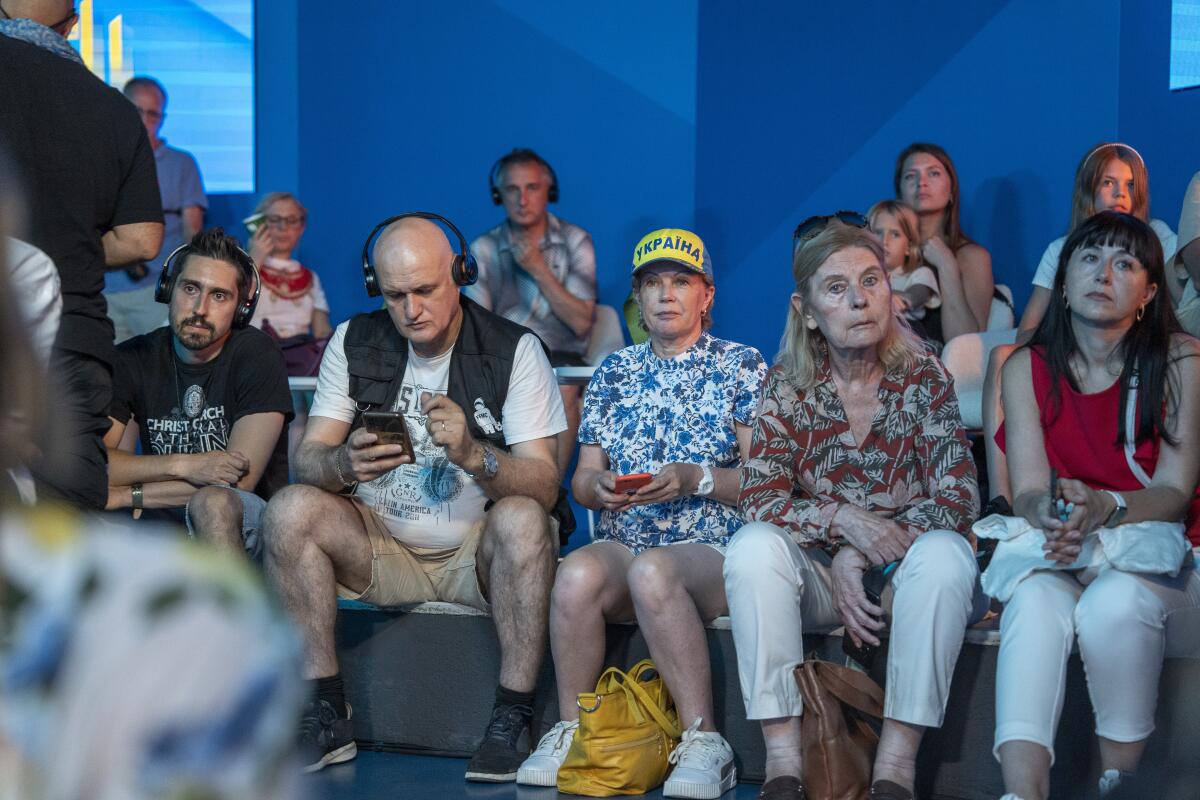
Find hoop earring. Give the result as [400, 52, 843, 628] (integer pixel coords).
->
[1136, 304, 1145, 322]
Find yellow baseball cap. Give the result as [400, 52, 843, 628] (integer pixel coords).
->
[631, 228, 713, 283]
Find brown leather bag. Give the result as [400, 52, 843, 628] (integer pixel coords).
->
[794, 659, 885, 800]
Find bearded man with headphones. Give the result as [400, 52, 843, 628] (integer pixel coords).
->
[263, 213, 566, 780]
[470, 148, 596, 474]
[103, 227, 293, 559]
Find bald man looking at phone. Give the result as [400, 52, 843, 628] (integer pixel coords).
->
[263, 217, 566, 780]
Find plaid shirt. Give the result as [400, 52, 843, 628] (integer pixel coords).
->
[467, 212, 596, 355]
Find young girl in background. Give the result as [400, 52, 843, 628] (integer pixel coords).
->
[1017, 142, 1178, 337]
[869, 200, 942, 346]
[984, 142, 1178, 502]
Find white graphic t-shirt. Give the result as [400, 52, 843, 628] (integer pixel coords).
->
[310, 322, 567, 549]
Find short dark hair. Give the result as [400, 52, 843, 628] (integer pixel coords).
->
[497, 148, 553, 185]
[177, 228, 254, 303]
[123, 76, 167, 106]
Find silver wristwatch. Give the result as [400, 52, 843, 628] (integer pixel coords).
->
[1103, 490, 1127, 527]
[466, 443, 499, 480]
[695, 464, 715, 496]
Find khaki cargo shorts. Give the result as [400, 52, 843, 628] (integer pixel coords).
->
[337, 498, 490, 611]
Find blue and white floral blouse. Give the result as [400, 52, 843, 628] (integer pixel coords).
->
[578, 332, 767, 553]
[0, 506, 305, 799]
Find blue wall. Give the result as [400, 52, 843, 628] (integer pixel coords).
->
[208, 0, 1200, 363]
[696, 0, 1127, 359]
[1119, 0, 1200, 237]
[211, 0, 698, 328]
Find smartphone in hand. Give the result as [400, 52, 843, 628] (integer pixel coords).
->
[1050, 467, 1059, 520]
[243, 211, 266, 235]
[842, 631, 878, 670]
[1050, 467, 1074, 523]
[361, 411, 415, 462]
[841, 561, 898, 669]
[613, 472, 653, 494]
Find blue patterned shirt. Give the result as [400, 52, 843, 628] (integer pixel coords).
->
[578, 333, 767, 552]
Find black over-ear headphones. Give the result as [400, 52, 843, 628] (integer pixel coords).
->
[153, 242, 261, 329]
[488, 148, 559, 205]
[360, 211, 478, 298]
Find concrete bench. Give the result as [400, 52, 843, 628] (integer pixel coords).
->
[335, 599, 1198, 799]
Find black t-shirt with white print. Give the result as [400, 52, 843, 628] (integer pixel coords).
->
[111, 326, 293, 498]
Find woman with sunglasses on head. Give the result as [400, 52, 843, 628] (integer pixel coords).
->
[894, 142, 995, 342]
[989, 212, 1200, 800]
[724, 214, 982, 800]
[981, 143, 1177, 503]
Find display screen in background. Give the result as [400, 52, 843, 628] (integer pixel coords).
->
[70, 0, 254, 192]
[1173, 1, 1200, 91]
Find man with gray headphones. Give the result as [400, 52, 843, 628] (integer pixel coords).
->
[470, 148, 596, 474]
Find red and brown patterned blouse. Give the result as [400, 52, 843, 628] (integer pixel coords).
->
[740, 354, 978, 551]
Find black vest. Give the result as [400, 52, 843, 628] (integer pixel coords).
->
[343, 296, 540, 452]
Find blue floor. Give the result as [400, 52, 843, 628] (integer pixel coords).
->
[306, 751, 762, 800]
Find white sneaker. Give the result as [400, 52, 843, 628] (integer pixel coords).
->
[1098, 768, 1133, 797]
[663, 718, 737, 799]
[515, 719, 579, 786]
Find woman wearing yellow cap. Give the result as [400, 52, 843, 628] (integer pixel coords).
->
[517, 228, 767, 798]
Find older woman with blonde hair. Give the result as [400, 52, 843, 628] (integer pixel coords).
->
[724, 214, 982, 800]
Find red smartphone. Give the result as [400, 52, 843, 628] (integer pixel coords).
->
[614, 472, 653, 494]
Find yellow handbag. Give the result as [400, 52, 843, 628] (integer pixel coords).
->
[556, 659, 683, 796]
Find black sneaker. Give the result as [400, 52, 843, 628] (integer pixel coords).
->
[299, 698, 357, 772]
[464, 700, 532, 782]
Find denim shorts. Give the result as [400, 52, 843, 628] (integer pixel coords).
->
[184, 487, 268, 563]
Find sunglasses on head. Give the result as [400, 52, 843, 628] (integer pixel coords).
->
[792, 210, 868, 246]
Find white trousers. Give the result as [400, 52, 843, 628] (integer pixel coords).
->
[994, 563, 1200, 762]
[723, 521, 979, 726]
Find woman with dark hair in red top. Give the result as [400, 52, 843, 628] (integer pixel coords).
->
[993, 211, 1200, 800]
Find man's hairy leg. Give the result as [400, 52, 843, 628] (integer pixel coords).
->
[477, 495, 556, 692]
[263, 485, 373, 678]
[187, 485, 245, 554]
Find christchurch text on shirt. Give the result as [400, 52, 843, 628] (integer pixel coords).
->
[145, 406, 230, 454]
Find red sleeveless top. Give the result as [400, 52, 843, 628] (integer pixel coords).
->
[998, 348, 1200, 544]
